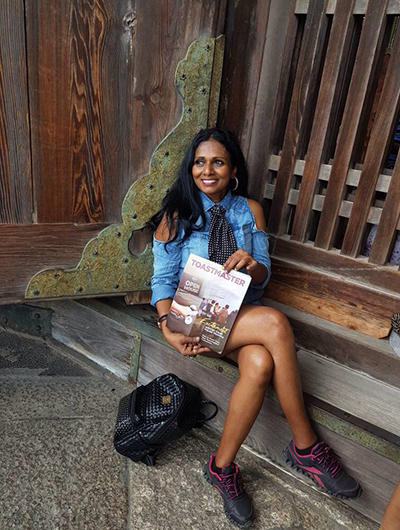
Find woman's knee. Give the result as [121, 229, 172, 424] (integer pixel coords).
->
[263, 309, 294, 343]
[240, 346, 274, 388]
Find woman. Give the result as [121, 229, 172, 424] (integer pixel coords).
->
[381, 483, 400, 530]
[148, 128, 360, 528]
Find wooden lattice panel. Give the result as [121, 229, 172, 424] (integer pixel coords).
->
[265, 0, 400, 267]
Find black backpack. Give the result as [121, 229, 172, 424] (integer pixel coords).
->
[113, 373, 218, 466]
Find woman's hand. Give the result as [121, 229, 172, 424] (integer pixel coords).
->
[223, 249, 258, 274]
[161, 324, 211, 356]
[223, 249, 268, 285]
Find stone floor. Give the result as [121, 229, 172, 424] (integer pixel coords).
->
[0, 328, 378, 530]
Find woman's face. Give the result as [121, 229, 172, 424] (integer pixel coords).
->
[192, 139, 236, 203]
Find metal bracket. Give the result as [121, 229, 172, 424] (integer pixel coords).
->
[0, 304, 52, 337]
[25, 36, 225, 300]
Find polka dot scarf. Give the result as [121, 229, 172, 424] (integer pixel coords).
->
[208, 205, 237, 265]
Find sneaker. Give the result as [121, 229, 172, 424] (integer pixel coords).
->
[283, 439, 362, 499]
[203, 454, 254, 528]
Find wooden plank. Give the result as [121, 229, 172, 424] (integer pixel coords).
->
[265, 280, 391, 338]
[291, 0, 356, 242]
[27, 0, 227, 223]
[132, 0, 227, 178]
[217, 0, 271, 161]
[315, 0, 389, 250]
[341, 25, 400, 257]
[298, 350, 400, 436]
[271, 236, 400, 297]
[268, 0, 329, 235]
[26, 0, 135, 223]
[138, 334, 400, 523]
[0, 0, 32, 224]
[268, 154, 393, 193]
[267, 1, 301, 158]
[269, 258, 399, 325]
[369, 154, 400, 265]
[244, 0, 297, 201]
[28, 0, 228, 222]
[49, 299, 134, 379]
[0, 223, 107, 304]
[266, 184, 388, 226]
[266, 299, 400, 389]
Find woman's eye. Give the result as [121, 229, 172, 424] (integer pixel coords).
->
[214, 160, 223, 166]
[194, 159, 204, 165]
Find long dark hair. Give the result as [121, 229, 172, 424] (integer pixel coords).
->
[147, 128, 249, 245]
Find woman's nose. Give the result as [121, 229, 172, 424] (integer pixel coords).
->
[202, 161, 214, 175]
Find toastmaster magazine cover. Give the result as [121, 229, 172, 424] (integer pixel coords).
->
[167, 254, 252, 354]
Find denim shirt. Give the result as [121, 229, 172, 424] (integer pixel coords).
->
[151, 190, 271, 306]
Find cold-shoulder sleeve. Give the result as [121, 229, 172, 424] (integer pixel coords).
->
[150, 236, 182, 306]
[251, 226, 271, 289]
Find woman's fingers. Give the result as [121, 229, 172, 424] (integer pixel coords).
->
[180, 335, 200, 345]
[192, 345, 211, 354]
[224, 250, 254, 273]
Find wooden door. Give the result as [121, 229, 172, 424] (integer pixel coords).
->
[0, 0, 227, 304]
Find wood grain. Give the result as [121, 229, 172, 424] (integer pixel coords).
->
[315, 0, 389, 250]
[246, 0, 297, 201]
[267, 257, 399, 330]
[266, 299, 400, 389]
[298, 349, 400, 436]
[26, 0, 228, 223]
[0, 223, 107, 303]
[265, 280, 392, 338]
[268, 0, 329, 235]
[50, 299, 134, 379]
[0, 0, 32, 224]
[131, 0, 227, 179]
[217, 0, 271, 160]
[26, 0, 138, 223]
[290, 0, 355, 242]
[369, 154, 400, 265]
[267, 1, 301, 158]
[272, 235, 400, 296]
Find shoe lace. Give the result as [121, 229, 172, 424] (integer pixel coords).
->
[311, 443, 342, 478]
[220, 469, 243, 499]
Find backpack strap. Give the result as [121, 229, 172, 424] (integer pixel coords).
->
[195, 399, 218, 427]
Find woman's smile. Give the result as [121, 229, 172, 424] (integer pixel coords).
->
[192, 139, 236, 202]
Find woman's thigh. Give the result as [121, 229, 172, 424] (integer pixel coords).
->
[223, 304, 293, 355]
[198, 305, 292, 361]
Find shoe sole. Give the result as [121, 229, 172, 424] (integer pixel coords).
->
[202, 467, 253, 529]
[282, 449, 362, 500]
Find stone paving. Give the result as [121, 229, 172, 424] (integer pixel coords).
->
[0, 328, 377, 530]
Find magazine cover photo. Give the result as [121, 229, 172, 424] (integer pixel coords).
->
[167, 254, 251, 354]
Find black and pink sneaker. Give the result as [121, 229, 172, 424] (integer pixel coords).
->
[203, 454, 254, 528]
[283, 440, 361, 499]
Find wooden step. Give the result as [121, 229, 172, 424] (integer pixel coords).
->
[36, 297, 400, 524]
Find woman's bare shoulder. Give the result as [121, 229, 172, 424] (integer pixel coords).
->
[155, 212, 177, 241]
[246, 199, 267, 231]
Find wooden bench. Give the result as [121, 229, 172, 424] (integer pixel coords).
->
[43, 296, 400, 525]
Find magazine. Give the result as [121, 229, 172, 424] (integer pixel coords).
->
[167, 253, 251, 354]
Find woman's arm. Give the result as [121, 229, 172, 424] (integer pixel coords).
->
[152, 215, 210, 356]
[381, 483, 400, 530]
[223, 199, 270, 285]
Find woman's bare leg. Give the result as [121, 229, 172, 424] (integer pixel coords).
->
[214, 345, 274, 468]
[222, 305, 316, 452]
[381, 483, 400, 530]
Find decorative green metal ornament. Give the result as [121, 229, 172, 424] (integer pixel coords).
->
[26, 36, 225, 300]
